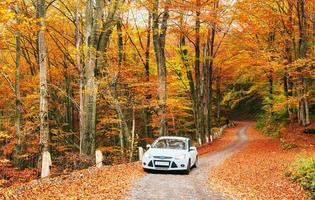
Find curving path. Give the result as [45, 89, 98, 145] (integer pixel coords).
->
[124, 124, 249, 200]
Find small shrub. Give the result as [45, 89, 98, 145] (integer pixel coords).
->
[54, 152, 93, 172]
[256, 113, 285, 137]
[280, 139, 297, 150]
[211, 127, 220, 134]
[286, 156, 315, 199]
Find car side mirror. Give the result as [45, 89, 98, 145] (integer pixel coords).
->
[146, 144, 151, 149]
[189, 147, 196, 151]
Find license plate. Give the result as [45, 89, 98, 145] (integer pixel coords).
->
[155, 167, 169, 170]
[155, 161, 169, 166]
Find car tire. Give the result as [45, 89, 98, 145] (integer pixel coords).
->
[193, 156, 198, 168]
[144, 168, 151, 173]
[185, 159, 191, 175]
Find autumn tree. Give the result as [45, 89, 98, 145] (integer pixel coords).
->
[152, 0, 170, 136]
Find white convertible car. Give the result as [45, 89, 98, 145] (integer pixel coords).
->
[142, 136, 198, 174]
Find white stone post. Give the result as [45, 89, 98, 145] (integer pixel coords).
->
[95, 150, 103, 168]
[138, 147, 144, 161]
[219, 127, 223, 136]
[198, 138, 202, 146]
[41, 151, 52, 178]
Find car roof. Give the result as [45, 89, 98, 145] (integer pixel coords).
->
[157, 136, 189, 141]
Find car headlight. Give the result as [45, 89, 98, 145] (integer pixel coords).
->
[175, 154, 186, 160]
[143, 152, 151, 159]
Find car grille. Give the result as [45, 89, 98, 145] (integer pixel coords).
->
[154, 160, 170, 168]
[171, 162, 178, 168]
[153, 156, 172, 159]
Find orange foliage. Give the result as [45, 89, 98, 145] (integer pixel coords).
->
[208, 122, 312, 199]
[1, 163, 144, 200]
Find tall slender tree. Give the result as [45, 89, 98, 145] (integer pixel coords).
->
[152, 0, 170, 136]
[296, 0, 310, 126]
[38, 0, 49, 154]
[37, 0, 50, 177]
[13, 2, 22, 168]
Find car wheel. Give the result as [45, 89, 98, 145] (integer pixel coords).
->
[193, 156, 198, 168]
[144, 168, 151, 173]
[185, 159, 191, 175]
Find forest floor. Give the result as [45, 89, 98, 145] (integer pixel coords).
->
[0, 163, 144, 199]
[208, 121, 315, 200]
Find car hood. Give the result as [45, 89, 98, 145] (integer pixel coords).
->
[146, 148, 187, 157]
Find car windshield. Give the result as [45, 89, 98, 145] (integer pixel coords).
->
[152, 139, 186, 150]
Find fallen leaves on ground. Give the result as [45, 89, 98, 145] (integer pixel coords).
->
[281, 121, 315, 148]
[1, 163, 144, 200]
[198, 124, 239, 156]
[208, 122, 313, 200]
[0, 159, 37, 188]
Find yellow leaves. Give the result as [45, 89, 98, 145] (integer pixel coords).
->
[0, 10, 14, 22]
[0, 131, 11, 139]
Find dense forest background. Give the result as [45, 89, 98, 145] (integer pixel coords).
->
[0, 0, 314, 176]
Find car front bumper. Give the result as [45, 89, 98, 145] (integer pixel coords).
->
[142, 158, 188, 171]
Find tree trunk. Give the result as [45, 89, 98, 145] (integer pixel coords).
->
[81, 0, 102, 156]
[38, 0, 49, 153]
[268, 73, 273, 116]
[195, 0, 202, 145]
[129, 107, 136, 162]
[207, 17, 217, 141]
[14, 3, 23, 168]
[74, 0, 84, 154]
[65, 67, 73, 132]
[216, 69, 221, 125]
[296, 0, 310, 126]
[152, 0, 169, 136]
[283, 73, 289, 117]
[37, 0, 50, 178]
[179, 27, 198, 145]
[117, 21, 125, 154]
[108, 88, 131, 148]
[202, 38, 210, 142]
[119, 122, 125, 156]
[144, 12, 152, 138]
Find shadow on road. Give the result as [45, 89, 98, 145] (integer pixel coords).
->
[143, 167, 197, 175]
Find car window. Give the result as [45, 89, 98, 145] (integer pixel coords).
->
[152, 139, 186, 150]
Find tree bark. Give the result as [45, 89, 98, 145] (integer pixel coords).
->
[81, 0, 102, 156]
[144, 12, 152, 138]
[37, 0, 49, 153]
[195, 0, 202, 145]
[64, 65, 74, 132]
[37, 0, 50, 178]
[116, 21, 126, 155]
[152, 0, 169, 136]
[296, 0, 310, 126]
[179, 19, 198, 144]
[74, 0, 84, 155]
[129, 107, 136, 162]
[216, 69, 221, 125]
[202, 38, 209, 142]
[268, 73, 273, 116]
[207, 18, 217, 141]
[14, 3, 23, 168]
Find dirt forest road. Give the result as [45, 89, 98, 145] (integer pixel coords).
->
[124, 123, 249, 200]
